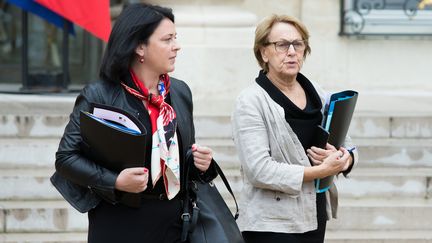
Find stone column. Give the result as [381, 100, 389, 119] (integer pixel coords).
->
[145, 1, 259, 114]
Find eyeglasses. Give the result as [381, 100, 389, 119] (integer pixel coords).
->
[265, 40, 307, 53]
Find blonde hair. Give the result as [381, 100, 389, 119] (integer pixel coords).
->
[254, 15, 311, 72]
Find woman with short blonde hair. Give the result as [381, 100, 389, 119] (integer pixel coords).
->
[232, 14, 358, 243]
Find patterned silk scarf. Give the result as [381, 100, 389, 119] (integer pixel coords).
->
[121, 70, 180, 200]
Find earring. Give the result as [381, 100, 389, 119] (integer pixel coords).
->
[139, 56, 144, 63]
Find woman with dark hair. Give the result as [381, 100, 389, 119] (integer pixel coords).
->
[51, 3, 216, 243]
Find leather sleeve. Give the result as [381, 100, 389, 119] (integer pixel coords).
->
[55, 84, 119, 204]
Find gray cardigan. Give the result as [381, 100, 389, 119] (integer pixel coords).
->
[231, 81, 358, 233]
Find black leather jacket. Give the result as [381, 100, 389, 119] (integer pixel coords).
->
[51, 76, 216, 213]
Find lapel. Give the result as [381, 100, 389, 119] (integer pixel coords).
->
[260, 86, 310, 166]
[169, 81, 191, 154]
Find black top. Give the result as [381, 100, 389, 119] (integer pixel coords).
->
[256, 70, 323, 151]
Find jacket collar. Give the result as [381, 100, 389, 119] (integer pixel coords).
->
[168, 81, 188, 153]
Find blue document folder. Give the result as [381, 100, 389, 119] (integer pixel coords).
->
[314, 90, 358, 193]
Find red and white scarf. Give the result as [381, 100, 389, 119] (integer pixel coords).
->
[121, 70, 180, 199]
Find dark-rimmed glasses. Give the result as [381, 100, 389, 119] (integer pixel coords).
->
[265, 40, 307, 53]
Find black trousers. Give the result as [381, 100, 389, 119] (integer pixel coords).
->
[88, 197, 186, 243]
[242, 192, 327, 243]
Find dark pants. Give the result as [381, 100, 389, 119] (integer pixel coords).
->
[88, 197, 186, 243]
[242, 192, 327, 243]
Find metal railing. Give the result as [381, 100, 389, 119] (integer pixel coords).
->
[340, 0, 432, 36]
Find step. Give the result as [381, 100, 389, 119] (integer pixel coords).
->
[2, 137, 432, 169]
[0, 114, 69, 138]
[1, 197, 431, 233]
[1, 230, 431, 243]
[195, 138, 240, 170]
[196, 137, 432, 169]
[325, 230, 432, 243]
[0, 168, 242, 201]
[0, 138, 59, 168]
[0, 232, 86, 243]
[0, 169, 60, 200]
[354, 138, 432, 167]
[1, 112, 432, 139]
[0, 94, 75, 116]
[349, 114, 432, 139]
[327, 198, 432, 231]
[0, 201, 87, 233]
[194, 115, 232, 139]
[213, 167, 432, 200]
[336, 167, 432, 199]
[1, 165, 430, 201]
[195, 114, 432, 139]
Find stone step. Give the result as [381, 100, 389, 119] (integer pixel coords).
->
[1, 112, 432, 139]
[1, 198, 431, 233]
[2, 231, 432, 243]
[354, 138, 432, 168]
[0, 114, 69, 138]
[196, 114, 432, 139]
[0, 169, 59, 200]
[0, 138, 58, 168]
[336, 167, 432, 199]
[0, 232, 86, 243]
[1, 230, 432, 243]
[196, 137, 432, 169]
[222, 198, 432, 232]
[325, 230, 432, 243]
[0, 201, 87, 233]
[350, 114, 432, 139]
[213, 167, 432, 200]
[327, 198, 432, 231]
[1, 166, 430, 201]
[2, 137, 431, 169]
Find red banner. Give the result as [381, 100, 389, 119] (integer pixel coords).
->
[35, 0, 111, 42]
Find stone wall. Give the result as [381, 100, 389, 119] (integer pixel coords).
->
[138, 0, 432, 113]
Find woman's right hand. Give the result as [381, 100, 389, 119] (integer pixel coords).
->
[307, 143, 337, 166]
[321, 148, 350, 176]
[115, 167, 149, 193]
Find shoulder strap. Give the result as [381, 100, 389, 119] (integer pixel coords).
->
[181, 151, 240, 242]
[213, 161, 240, 220]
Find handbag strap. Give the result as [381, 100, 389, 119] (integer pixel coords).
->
[180, 149, 193, 242]
[213, 161, 240, 220]
[181, 150, 240, 241]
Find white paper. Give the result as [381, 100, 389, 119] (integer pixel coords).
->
[92, 107, 142, 133]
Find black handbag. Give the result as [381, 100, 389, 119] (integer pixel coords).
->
[181, 158, 244, 243]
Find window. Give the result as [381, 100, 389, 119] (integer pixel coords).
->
[340, 0, 432, 35]
[0, 1, 103, 92]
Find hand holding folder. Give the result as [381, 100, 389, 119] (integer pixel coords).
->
[313, 90, 358, 193]
[80, 103, 147, 207]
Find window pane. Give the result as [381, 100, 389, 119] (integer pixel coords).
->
[341, 0, 432, 35]
[0, 2, 103, 91]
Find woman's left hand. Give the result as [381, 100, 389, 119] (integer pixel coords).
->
[307, 143, 337, 166]
[192, 144, 213, 172]
[340, 147, 354, 172]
